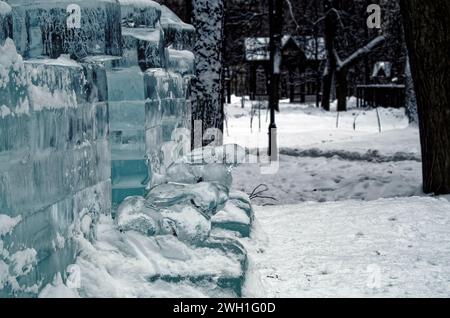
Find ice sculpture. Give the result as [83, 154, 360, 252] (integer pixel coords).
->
[119, 0, 161, 28]
[0, 39, 111, 297]
[106, 0, 194, 210]
[164, 163, 233, 189]
[146, 182, 229, 216]
[114, 142, 254, 296]
[178, 144, 247, 166]
[8, 0, 122, 59]
[0, 1, 12, 45]
[1, 0, 252, 298]
[116, 196, 161, 236]
[160, 5, 195, 51]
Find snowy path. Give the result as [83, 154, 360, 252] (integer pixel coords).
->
[226, 98, 422, 206]
[244, 197, 450, 298]
[233, 155, 422, 206]
[224, 98, 420, 158]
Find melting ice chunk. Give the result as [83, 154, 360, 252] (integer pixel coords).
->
[160, 205, 211, 244]
[116, 196, 161, 236]
[164, 163, 233, 189]
[177, 144, 246, 166]
[146, 182, 229, 216]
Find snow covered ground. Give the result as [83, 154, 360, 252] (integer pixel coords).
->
[243, 197, 450, 298]
[225, 96, 420, 156]
[225, 97, 450, 298]
[39, 96, 446, 299]
[225, 96, 422, 205]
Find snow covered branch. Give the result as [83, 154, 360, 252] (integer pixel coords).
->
[337, 35, 386, 71]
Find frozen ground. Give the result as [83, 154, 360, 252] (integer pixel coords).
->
[233, 155, 422, 206]
[225, 96, 422, 205]
[242, 197, 450, 298]
[225, 96, 420, 156]
[226, 97, 450, 298]
[39, 97, 439, 299]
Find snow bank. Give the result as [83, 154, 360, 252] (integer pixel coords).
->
[45, 216, 245, 298]
[0, 1, 11, 15]
[245, 197, 450, 297]
[0, 215, 21, 236]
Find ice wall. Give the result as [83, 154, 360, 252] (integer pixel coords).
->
[0, 39, 111, 297]
[1, 0, 196, 296]
[106, 0, 195, 211]
[0, 0, 117, 297]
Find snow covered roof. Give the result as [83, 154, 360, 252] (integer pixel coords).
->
[372, 61, 393, 78]
[245, 35, 326, 62]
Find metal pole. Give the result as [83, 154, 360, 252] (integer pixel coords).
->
[268, 0, 282, 160]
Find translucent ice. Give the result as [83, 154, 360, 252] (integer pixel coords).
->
[116, 196, 160, 236]
[160, 205, 211, 244]
[146, 182, 229, 216]
[164, 163, 233, 189]
[9, 0, 122, 59]
[178, 144, 247, 166]
[119, 0, 162, 28]
[0, 1, 12, 45]
[160, 5, 195, 50]
[168, 49, 195, 76]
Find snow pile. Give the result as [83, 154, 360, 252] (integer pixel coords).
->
[225, 97, 415, 155]
[38, 145, 254, 298]
[0, 215, 22, 236]
[0, 39, 27, 91]
[0, 226, 40, 294]
[244, 197, 450, 297]
[39, 274, 80, 299]
[39, 215, 245, 298]
[225, 96, 422, 206]
[0, 1, 11, 15]
[233, 154, 422, 206]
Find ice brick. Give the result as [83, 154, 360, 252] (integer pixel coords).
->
[146, 182, 229, 216]
[0, 1, 12, 45]
[144, 68, 185, 100]
[119, 0, 162, 28]
[160, 5, 195, 51]
[164, 163, 233, 189]
[168, 49, 195, 76]
[122, 27, 166, 71]
[211, 201, 252, 238]
[9, 0, 122, 59]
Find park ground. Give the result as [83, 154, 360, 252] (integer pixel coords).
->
[224, 96, 450, 297]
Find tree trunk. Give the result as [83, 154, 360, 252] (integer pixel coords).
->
[336, 69, 348, 112]
[191, 0, 225, 147]
[400, 0, 450, 194]
[404, 56, 418, 124]
[321, 67, 334, 111]
[321, 0, 336, 111]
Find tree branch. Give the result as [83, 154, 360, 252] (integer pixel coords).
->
[337, 35, 386, 71]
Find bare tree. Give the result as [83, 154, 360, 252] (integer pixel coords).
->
[321, 0, 385, 111]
